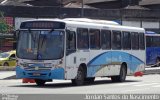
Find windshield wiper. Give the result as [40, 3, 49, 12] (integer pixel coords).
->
[40, 34, 46, 48]
[28, 29, 36, 42]
[39, 29, 54, 48]
[49, 29, 55, 33]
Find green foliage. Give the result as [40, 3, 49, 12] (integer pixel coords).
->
[0, 11, 14, 34]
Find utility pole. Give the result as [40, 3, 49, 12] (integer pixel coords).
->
[81, 0, 84, 17]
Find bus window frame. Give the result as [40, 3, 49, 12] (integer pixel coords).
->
[112, 30, 122, 50]
[101, 29, 111, 50]
[89, 29, 100, 50]
[122, 31, 131, 50]
[77, 28, 89, 50]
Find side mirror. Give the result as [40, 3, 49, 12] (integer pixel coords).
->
[12, 30, 19, 50]
[15, 30, 20, 39]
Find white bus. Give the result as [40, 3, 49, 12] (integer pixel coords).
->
[16, 18, 145, 86]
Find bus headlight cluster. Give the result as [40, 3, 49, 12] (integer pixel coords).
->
[19, 63, 28, 69]
[44, 63, 52, 67]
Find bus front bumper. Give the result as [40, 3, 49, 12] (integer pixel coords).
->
[15, 66, 64, 80]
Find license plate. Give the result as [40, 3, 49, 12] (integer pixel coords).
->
[33, 73, 40, 76]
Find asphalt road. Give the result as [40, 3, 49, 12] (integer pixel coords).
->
[0, 74, 160, 94]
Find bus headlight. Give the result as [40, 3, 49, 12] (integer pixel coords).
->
[18, 63, 28, 69]
[44, 63, 52, 67]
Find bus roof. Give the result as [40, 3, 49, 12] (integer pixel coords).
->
[21, 18, 145, 33]
[145, 31, 156, 34]
[63, 18, 120, 25]
[145, 31, 160, 36]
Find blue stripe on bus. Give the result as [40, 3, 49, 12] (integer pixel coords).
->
[16, 66, 64, 80]
[87, 51, 144, 77]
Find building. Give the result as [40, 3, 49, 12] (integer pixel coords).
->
[139, 0, 160, 9]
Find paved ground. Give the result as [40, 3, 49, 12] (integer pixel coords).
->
[0, 74, 160, 94]
[0, 71, 16, 79]
[0, 68, 160, 100]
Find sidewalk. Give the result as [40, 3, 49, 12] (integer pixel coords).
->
[145, 66, 160, 74]
[0, 71, 16, 80]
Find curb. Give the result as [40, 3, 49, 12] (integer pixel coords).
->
[144, 67, 160, 75]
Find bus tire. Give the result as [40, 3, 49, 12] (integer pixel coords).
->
[35, 79, 46, 86]
[111, 64, 127, 82]
[72, 67, 85, 86]
[85, 77, 95, 83]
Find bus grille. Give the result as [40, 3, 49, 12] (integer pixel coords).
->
[24, 67, 52, 71]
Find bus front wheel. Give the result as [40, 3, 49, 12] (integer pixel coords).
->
[72, 67, 85, 86]
[85, 77, 95, 83]
[111, 64, 127, 82]
[35, 79, 46, 86]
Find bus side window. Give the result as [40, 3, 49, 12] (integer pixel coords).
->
[146, 36, 152, 47]
[112, 31, 122, 50]
[131, 32, 139, 50]
[89, 29, 100, 49]
[139, 33, 145, 50]
[66, 31, 76, 50]
[77, 28, 89, 49]
[101, 30, 111, 49]
[122, 31, 131, 50]
[153, 36, 160, 47]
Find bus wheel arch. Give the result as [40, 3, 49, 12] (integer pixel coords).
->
[72, 63, 87, 85]
[111, 63, 127, 82]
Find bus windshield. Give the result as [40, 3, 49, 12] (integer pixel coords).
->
[17, 30, 64, 60]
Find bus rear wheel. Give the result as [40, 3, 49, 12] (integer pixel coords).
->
[111, 64, 127, 82]
[35, 79, 46, 86]
[72, 67, 85, 86]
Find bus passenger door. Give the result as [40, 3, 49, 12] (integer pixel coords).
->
[65, 30, 77, 79]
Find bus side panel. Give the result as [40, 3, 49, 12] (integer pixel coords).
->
[130, 50, 145, 74]
[87, 51, 145, 77]
[146, 47, 160, 65]
[65, 50, 90, 79]
[65, 52, 78, 80]
[87, 50, 112, 77]
[155, 47, 160, 61]
[16, 66, 65, 80]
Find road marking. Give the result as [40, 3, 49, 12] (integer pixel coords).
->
[133, 83, 159, 86]
[116, 82, 141, 86]
[124, 88, 151, 92]
[152, 85, 160, 87]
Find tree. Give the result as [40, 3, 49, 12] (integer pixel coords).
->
[0, 11, 14, 34]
